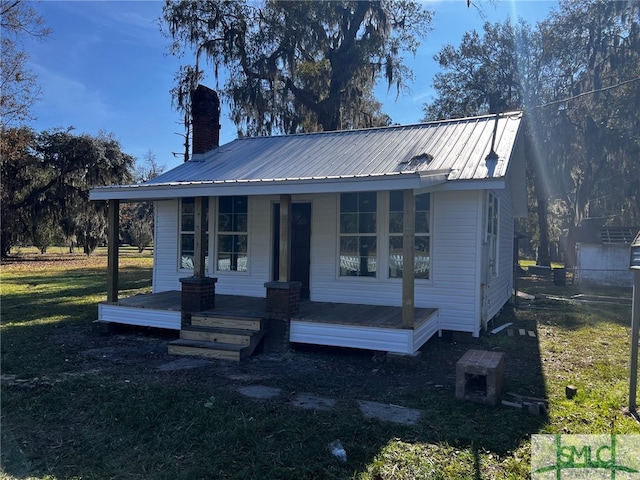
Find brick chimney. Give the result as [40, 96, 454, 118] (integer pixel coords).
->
[190, 85, 221, 156]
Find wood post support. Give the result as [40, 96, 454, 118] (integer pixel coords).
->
[193, 196, 207, 278]
[402, 189, 415, 328]
[279, 194, 291, 282]
[107, 199, 120, 303]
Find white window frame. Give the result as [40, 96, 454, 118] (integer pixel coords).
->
[215, 195, 249, 273]
[338, 191, 378, 278]
[178, 197, 209, 271]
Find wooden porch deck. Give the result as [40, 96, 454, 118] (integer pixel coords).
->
[107, 291, 437, 330]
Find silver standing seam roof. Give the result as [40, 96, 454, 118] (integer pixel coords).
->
[90, 111, 523, 201]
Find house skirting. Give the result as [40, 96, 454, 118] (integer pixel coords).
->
[290, 309, 439, 354]
[96, 292, 440, 354]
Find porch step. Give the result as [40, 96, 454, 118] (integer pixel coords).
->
[191, 313, 265, 331]
[168, 329, 265, 361]
[168, 315, 266, 361]
[180, 325, 256, 346]
[168, 339, 248, 361]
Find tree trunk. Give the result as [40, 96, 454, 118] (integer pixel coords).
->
[1, 231, 11, 258]
[536, 192, 551, 267]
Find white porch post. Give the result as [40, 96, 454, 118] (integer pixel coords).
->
[106, 199, 120, 303]
[193, 196, 207, 278]
[279, 194, 292, 282]
[402, 189, 415, 328]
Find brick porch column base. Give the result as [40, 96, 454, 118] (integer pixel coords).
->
[263, 281, 301, 353]
[180, 276, 217, 326]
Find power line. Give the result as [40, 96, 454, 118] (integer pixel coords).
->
[535, 76, 640, 109]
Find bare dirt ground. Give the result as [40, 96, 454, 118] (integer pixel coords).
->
[14, 305, 543, 421]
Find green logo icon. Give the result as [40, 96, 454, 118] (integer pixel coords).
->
[531, 435, 640, 479]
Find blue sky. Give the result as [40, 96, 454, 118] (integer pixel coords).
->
[25, 0, 558, 172]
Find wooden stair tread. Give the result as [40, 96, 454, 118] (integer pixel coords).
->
[169, 338, 246, 352]
[194, 311, 262, 320]
[181, 325, 261, 337]
[191, 315, 264, 330]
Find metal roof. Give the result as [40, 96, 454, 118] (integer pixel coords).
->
[572, 225, 640, 245]
[91, 111, 523, 200]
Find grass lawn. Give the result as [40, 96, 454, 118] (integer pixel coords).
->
[1, 250, 639, 479]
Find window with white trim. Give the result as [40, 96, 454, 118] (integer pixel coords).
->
[487, 192, 499, 277]
[388, 191, 430, 279]
[217, 196, 248, 272]
[179, 197, 209, 270]
[339, 192, 377, 277]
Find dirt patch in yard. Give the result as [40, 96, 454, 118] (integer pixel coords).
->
[28, 307, 547, 414]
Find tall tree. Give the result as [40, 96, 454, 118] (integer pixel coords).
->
[540, 0, 640, 229]
[421, 19, 554, 265]
[423, 0, 640, 264]
[0, 0, 49, 128]
[162, 0, 432, 136]
[0, 128, 135, 257]
[121, 150, 164, 253]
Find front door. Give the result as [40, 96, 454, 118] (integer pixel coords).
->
[272, 203, 311, 299]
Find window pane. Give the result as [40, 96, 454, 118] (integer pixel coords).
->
[218, 196, 233, 213]
[389, 235, 403, 254]
[181, 234, 194, 253]
[218, 214, 231, 232]
[339, 237, 377, 277]
[234, 196, 248, 213]
[340, 192, 358, 213]
[181, 198, 195, 214]
[416, 236, 430, 279]
[236, 255, 248, 272]
[233, 213, 248, 233]
[389, 236, 403, 278]
[181, 255, 194, 270]
[340, 213, 358, 234]
[415, 211, 429, 233]
[359, 212, 376, 233]
[415, 236, 429, 254]
[339, 236, 358, 276]
[360, 237, 377, 276]
[415, 193, 430, 211]
[359, 191, 376, 212]
[340, 236, 358, 255]
[218, 234, 232, 253]
[234, 234, 248, 254]
[182, 214, 194, 232]
[389, 190, 403, 212]
[389, 212, 403, 233]
[217, 253, 231, 271]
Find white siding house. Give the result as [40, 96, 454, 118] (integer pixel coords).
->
[91, 110, 527, 354]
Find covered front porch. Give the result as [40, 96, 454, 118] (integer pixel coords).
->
[98, 291, 440, 355]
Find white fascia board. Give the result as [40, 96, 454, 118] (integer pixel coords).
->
[90, 173, 450, 201]
[428, 178, 506, 192]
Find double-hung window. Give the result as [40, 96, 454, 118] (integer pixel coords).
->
[180, 197, 209, 270]
[339, 192, 377, 277]
[388, 191, 430, 279]
[487, 192, 499, 276]
[217, 196, 248, 272]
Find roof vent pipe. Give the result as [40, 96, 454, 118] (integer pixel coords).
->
[485, 113, 500, 162]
